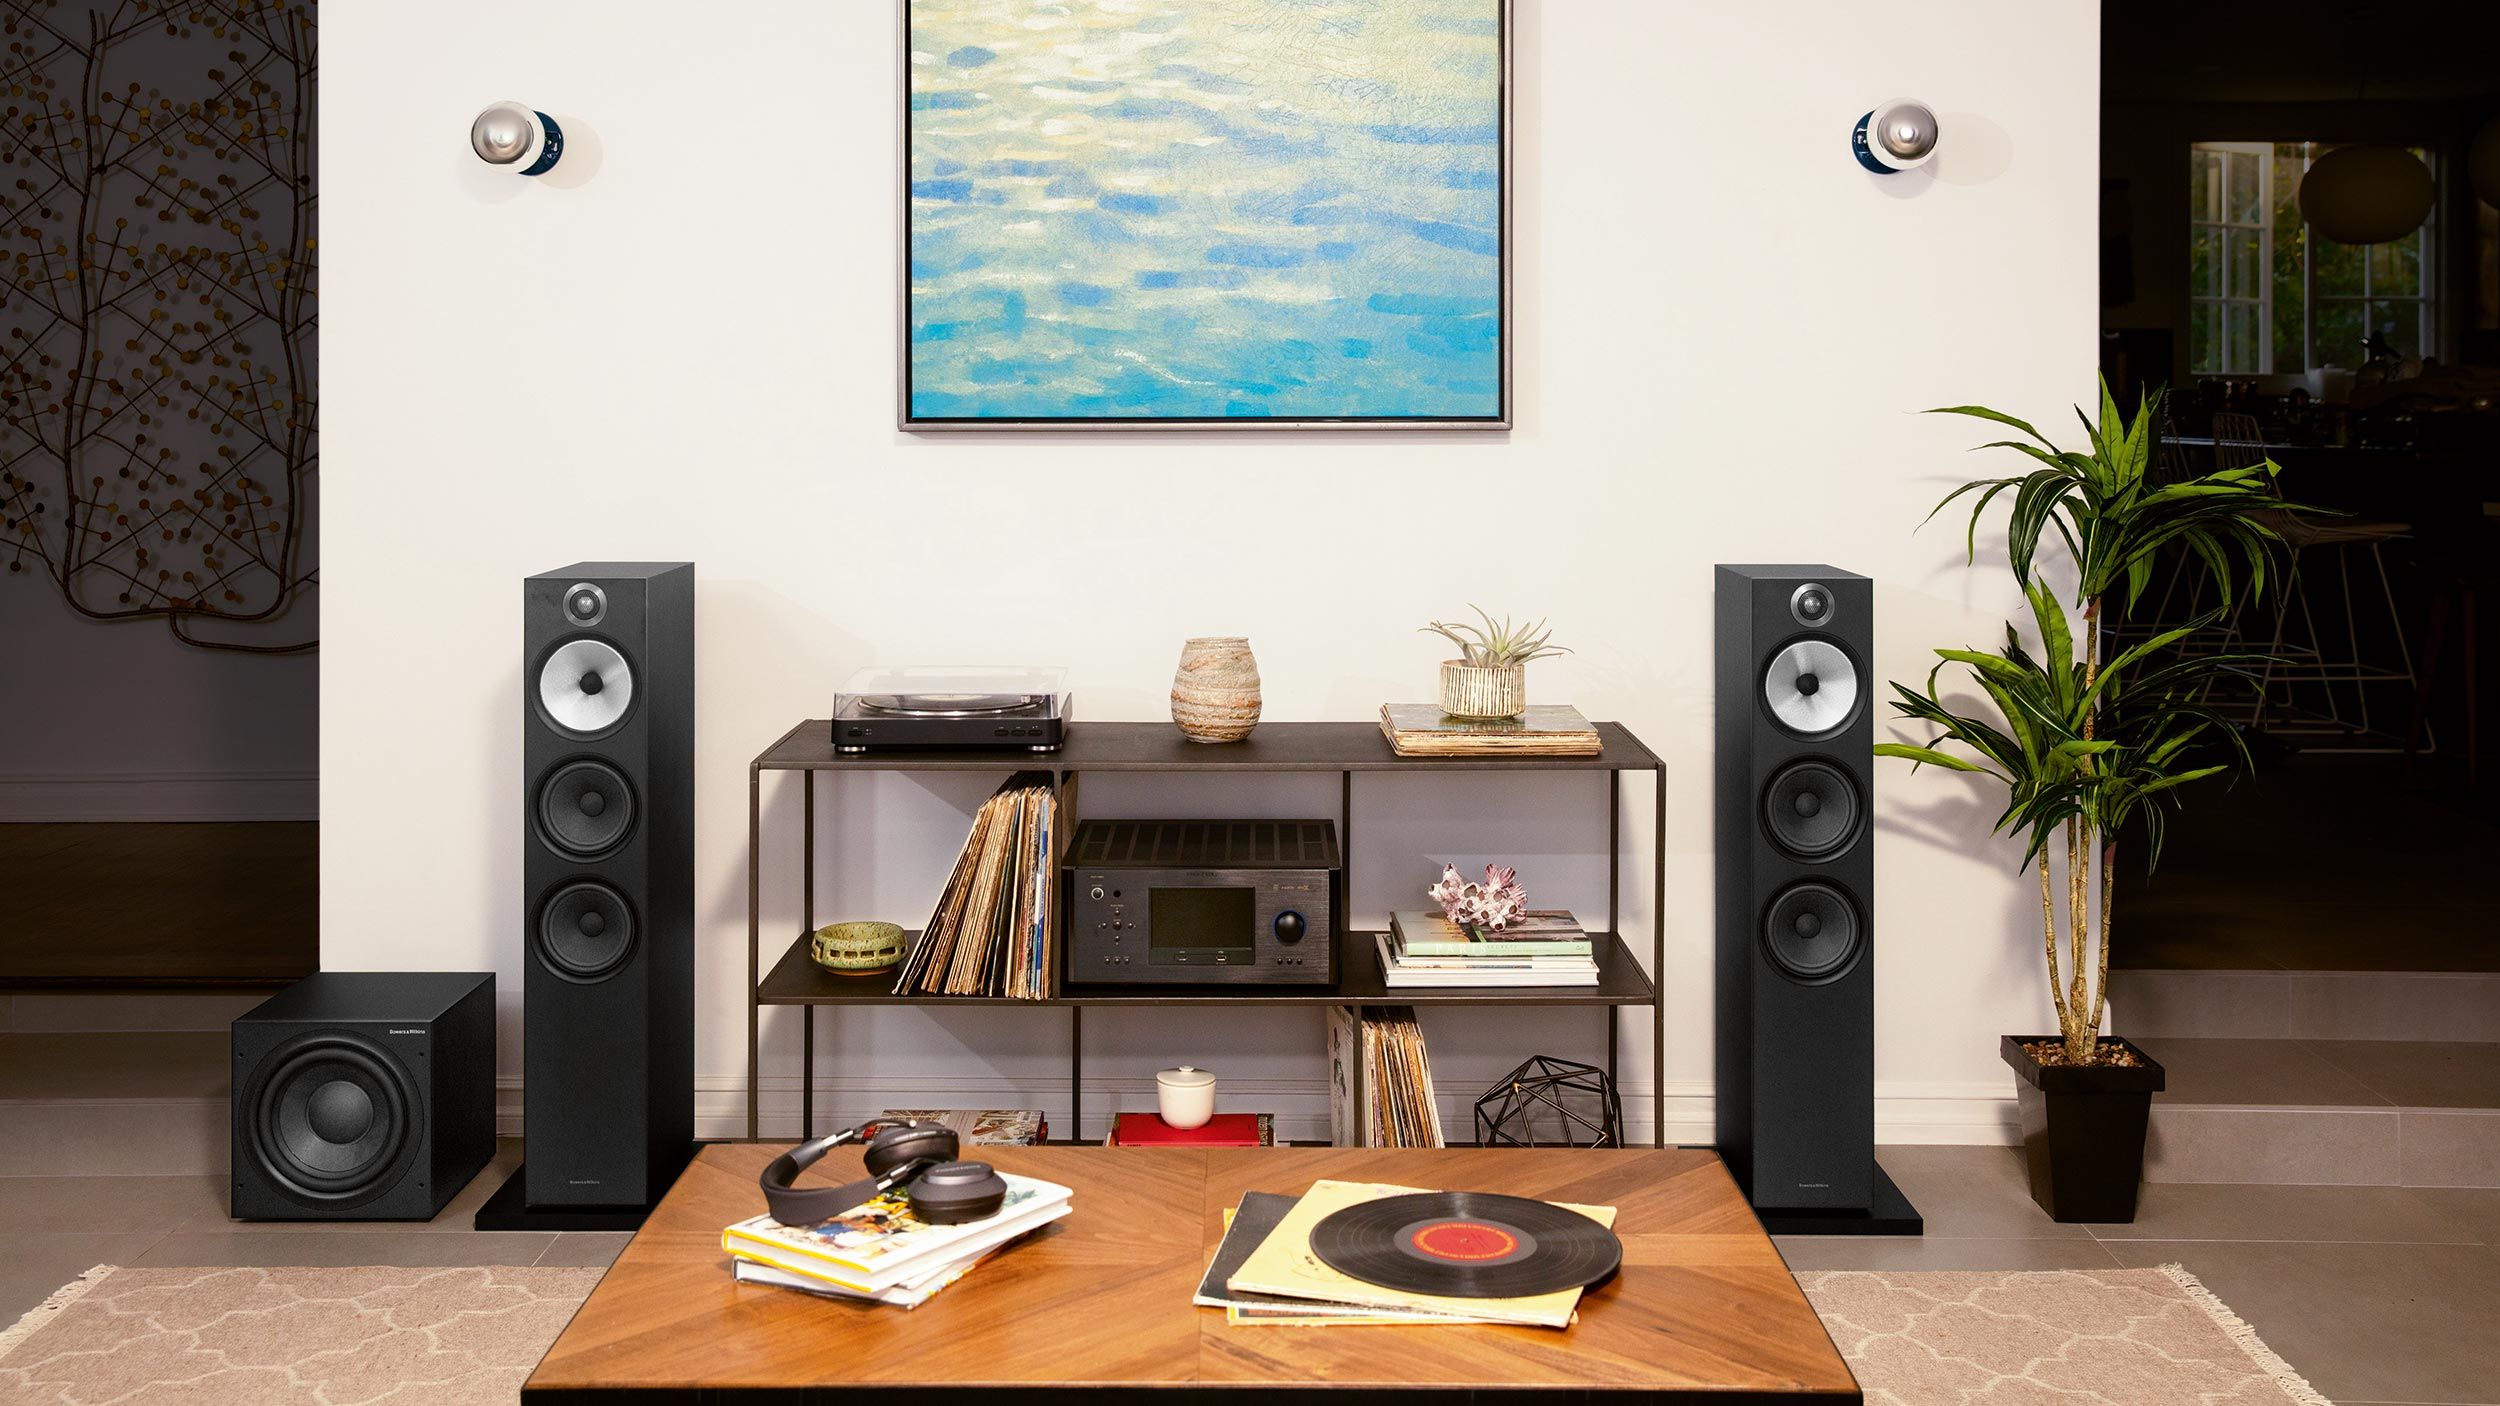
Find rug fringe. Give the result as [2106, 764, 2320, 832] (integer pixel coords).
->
[0, 1265, 117, 1363]
[2156, 1262, 2333, 1406]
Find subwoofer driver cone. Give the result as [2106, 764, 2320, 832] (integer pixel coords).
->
[536, 880, 637, 982]
[1762, 881, 1864, 984]
[1762, 639, 1860, 738]
[1762, 759, 1865, 859]
[245, 1034, 419, 1205]
[534, 758, 637, 857]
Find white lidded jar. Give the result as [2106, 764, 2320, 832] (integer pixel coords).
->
[1156, 1065, 1217, 1130]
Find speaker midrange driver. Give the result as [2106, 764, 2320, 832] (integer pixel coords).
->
[1762, 638, 1860, 737]
[535, 757, 637, 857]
[538, 638, 635, 737]
[1762, 759, 1865, 859]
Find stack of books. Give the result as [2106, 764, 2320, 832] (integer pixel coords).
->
[1377, 703, 1602, 757]
[1327, 1005, 1444, 1147]
[723, 1170, 1072, 1308]
[891, 773, 1059, 998]
[868, 1108, 1047, 1145]
[1381, 910, 1598, 987]
[1106, 1112, 1277, 1147]
[1193, 1179, 1616, 1327]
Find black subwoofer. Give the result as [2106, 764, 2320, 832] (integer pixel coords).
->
[231, 972, 494, 1220]
[1716, 565, 1915, 1231]
[520, 562, 694, 1210]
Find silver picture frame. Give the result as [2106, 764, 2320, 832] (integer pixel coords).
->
[895, 0, 1513, 433]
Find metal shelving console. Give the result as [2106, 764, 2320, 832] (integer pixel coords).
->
[745, 720, 1667, 1144]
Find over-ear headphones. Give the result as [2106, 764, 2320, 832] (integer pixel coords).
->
[759, 1120, 1009, 1226]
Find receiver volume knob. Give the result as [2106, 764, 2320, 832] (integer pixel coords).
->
[1273, 910, 1307, 943]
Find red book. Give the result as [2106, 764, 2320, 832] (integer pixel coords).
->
[1111, 1112, 1270, 1147]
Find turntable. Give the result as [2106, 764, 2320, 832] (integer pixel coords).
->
[832, 666, 1070, 753]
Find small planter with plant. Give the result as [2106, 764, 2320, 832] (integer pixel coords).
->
[1875, 379, 2292, 1222]
[1422, 608, 1570, 719]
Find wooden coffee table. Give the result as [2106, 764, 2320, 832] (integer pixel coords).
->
[524, 1144, 1858, 1403]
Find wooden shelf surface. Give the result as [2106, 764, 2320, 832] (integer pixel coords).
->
[753, 718, 1664, 774]
[759, 924, 1656, 1008]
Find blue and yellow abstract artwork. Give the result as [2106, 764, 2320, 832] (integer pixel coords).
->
[904, 0, 1508, 427]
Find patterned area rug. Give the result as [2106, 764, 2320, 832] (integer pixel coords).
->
[0, 1266, 602, 1405]
[3, 1263, 2328, 1403]
[1799, 1266, 2331, 1405]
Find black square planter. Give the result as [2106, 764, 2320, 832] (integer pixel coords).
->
[2003, 1034, 2166, 1224]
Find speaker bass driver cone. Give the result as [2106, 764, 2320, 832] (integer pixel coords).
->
[1762, 759, 1864, 859]
[537, 638, 634, 737]
[1762, 881, 1863, 983]
[243, 1033, 419, 1206]
[535, 758, 637, 857]
[536, 881, 637, 982]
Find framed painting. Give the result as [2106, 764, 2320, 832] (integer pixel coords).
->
[900, 0, 1511, 431]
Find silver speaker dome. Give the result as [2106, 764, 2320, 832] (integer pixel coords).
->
[1762, 639, 1859, 737]
[538, 638, 634, 736]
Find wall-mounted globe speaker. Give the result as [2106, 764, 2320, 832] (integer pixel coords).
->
[1763, 639, 1860, 738]
[471, 100, 565, 176]
[539, 638, 634, 736]
[519, 563, 693, 1214]
[231, 973, 494, 1221]
[1853, 99, 1939, 174]
[1716, 566, 1913, 1231]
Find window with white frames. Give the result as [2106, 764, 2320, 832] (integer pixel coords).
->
[2188, 141, 2436, 376]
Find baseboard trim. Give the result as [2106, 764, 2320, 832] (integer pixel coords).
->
[489, 1074, 2021, 1146]
[0, 772, 318, 822]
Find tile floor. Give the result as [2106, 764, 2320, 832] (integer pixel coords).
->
[5, 1141, 2497, 1404]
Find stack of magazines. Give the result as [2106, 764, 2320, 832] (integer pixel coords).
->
[892, 773, 1058, 998]
[1380, 910, 1598, 988]
[1326, 1005, 1444, 1147]
[1192, 1179, 1615, 1327]
[723, 1170, 1072, 1308]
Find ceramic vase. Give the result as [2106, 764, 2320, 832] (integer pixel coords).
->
[1171, 636, 1261, 743]
[1439, 660, 1526, 719]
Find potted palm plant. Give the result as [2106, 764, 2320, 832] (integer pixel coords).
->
[1875, 378, 2289, 1222]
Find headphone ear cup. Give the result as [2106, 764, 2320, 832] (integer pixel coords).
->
[905, 1160, 1009, 1225]
[862, 1122, 960, 1179]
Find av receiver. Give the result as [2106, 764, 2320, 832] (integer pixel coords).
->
[1063, 819, 1339, 986]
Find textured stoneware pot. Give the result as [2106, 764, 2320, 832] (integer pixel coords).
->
[811, 920, 906, 978]
[1171, 636, 1261, 743]
[1439, 660, 1527, 719]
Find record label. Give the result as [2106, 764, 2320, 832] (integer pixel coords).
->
[1311, 1191, 1621, 1299]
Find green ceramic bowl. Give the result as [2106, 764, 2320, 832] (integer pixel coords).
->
[812, 920, 906, 977]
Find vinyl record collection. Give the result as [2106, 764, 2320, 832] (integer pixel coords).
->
[1194, 1180, 1621, 1328]
[891, 773, 1059, 999]
[1327, 1005, 1445, 1148]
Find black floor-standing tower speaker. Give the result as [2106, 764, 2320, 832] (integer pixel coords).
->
[231, 972, 496, 1221]
[1714, 566, 1920, 1235]
[479, 562, 696, 1231]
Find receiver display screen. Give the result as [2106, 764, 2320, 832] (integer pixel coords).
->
[1149, 886, 1254, 950]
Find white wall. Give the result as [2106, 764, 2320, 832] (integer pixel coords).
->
[319, 0, 2099, 1144]
[0, 586, 317, 820]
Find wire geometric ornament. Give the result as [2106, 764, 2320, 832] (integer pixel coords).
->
[1474, 1054, 1623, 1150]
[0, 0, 318, 652]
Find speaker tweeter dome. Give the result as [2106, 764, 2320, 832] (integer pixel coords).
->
[563, 581, 607, 626]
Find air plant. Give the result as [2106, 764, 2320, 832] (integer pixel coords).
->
[1420, 607, 1572, 671]
[1430, 862, 1530, 933]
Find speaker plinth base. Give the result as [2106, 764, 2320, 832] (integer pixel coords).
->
[472, 1142, 701, 1232]
[1745, 1160, 1923, 1237]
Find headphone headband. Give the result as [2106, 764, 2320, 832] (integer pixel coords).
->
[758, 1120, 1006, 1227]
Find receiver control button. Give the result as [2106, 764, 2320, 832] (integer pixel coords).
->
[1273, 910, 1307, 943]
[1089, 886, 1105, 901]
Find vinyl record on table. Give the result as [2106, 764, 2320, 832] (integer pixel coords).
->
[1309, 1191, 1622, 1299]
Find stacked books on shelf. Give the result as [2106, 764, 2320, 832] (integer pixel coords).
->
[867, 1108, 1047, 1146]
[1380, 910, 1599, 988]
[1193, 1179, 1617, 1328]
[1327, 1005, 1444, 1147]
[892, 772, 1059, 998]
[724, 1170, 1072, 1309]
[1106, 1111, 1277, 1147]
[1377, 703, 1602, 757]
